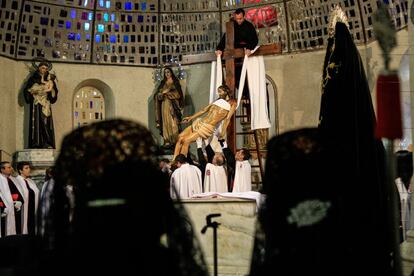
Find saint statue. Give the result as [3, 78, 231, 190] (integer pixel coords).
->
[154, 67, 184, 148]
[23, 60, 58, 149]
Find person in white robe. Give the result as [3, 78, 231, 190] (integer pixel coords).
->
[232, 148, 252, 192]
[395, 177, 412, 241]
[0, 172, 17, 236]
[170, 154, 202, 199]
[16, 161, 40, 235]
[204, 153, 228, 193]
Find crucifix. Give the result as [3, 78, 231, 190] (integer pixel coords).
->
[183, 20, 282, 153]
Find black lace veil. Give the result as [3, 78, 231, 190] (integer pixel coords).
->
[249, 128, 343, 276]
[39, 119, 208, 276]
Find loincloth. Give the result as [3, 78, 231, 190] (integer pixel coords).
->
[192, 119, 215, 139]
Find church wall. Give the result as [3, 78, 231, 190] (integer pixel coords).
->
[0, 57, 17, 160]
[7, 61, 155, 152]
[263, 29, 408, 136]
[264, 51, 325, 134]
[0, 29, 408, 157]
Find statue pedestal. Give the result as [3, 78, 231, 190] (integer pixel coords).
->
[181, 198, 257, 276]
[401, 229, 414, 275]
[14, 149, 56, 187]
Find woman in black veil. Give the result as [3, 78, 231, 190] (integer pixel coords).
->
[250, 7, 392, 274]
[249, 128, 343, 276]
[39, 119, 208, 276]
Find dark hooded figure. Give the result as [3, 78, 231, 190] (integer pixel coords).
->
[249, 128, 343, 276]
[318, 20, 392, 274]
[39, 119, 208, 276]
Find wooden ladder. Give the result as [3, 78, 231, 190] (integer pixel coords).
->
[234, 97, 265, 192]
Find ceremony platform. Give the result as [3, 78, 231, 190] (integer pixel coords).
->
[181, 197, 258, 276]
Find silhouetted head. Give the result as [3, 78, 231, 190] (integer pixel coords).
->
[251, 128, 342, 275]
[45, 119, 208, 276]
[396, 150, 413, 189]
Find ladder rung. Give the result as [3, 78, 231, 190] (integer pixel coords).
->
[235, 148, 266, 152]
[236, 131, 255, 135]
[251, 150, 268, 153]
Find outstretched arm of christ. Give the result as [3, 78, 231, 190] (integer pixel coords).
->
[182, 104, 212, 123]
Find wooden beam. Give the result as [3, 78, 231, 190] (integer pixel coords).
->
[182, 52, 216, 64]
[223, 43, 282, 60]
[182, 43, 283, 64]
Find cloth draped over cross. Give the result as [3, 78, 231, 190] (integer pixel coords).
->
[210, 46, 271, 131]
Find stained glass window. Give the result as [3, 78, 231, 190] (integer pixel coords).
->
[73, 86, 105, 128]
[0, 0, 408, 65]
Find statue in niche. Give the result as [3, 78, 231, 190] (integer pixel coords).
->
[23, 59, 58, 149]
[154, 66, 185, 148]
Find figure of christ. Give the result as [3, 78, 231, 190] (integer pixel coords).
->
[173, 85, 236, 159]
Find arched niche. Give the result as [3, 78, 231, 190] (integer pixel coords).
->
[72, 79, 115, 128]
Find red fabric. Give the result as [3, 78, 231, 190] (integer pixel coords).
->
[375, 73, 402, 139]
[245, 6, 278, 28]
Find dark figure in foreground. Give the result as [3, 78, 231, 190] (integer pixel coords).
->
[39, 119, 208, 276]
[318, 13, 391, 274]
[250, 128, 343, 276]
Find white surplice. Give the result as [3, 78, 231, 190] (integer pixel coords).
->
[170, 163, 202, 199]
[204, 163, 228, 193]
[0, 174, 17, 236]
[232, 160, 252, 193]
[16, 175, 40, 234]
[395, 177, 412, 241]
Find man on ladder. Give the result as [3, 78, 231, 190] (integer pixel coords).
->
[213, 8, 279, 188]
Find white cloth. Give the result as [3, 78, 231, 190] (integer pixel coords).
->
[210, 47, 270, 130]
[213, 98, 231, 111]
[232, 160, 252, 193]
[0, 174, 16, 236]
[237, 53, 271, 130]
[16, 175, 40, 234]
[210, 56, 223, 104]
[192, 191, 264, 211]
[170, 163, 202, 199]
[204, 163, 228, 193]
[395, 178, 412, 241]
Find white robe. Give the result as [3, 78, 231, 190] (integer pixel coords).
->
[0, 174, 17, 236]
[204, 163, 228, 193]
[395, 178, 412, 241]
[170, 163, 202, 199]
[232, 160, 252, 193]
[16, 175, 40, 234]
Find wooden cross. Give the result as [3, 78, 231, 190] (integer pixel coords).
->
[183, 20, 282, 152]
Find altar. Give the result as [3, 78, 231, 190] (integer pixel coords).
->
[181, 197, 258, 276]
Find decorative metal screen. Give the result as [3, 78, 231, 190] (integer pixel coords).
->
[0, 0, 408, 66]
